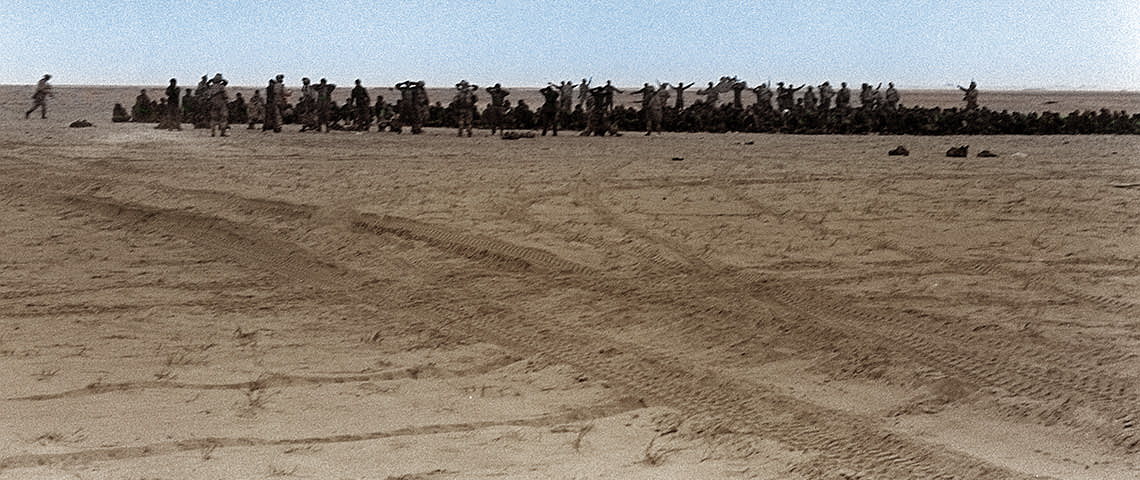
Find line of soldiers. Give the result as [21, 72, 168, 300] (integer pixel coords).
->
[96, 73, 1140, 136]
[104, 75, 977, 136]
[115, 74, 234, 137]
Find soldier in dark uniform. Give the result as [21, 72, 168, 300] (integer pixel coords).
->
[600, 80, 621, 111]
[631, 83, 655, 109]
[373, 95, 393, 132]
[112, 103, 130, 122]
[272, 74, 289, 127]
[835, 82, 851, 110]
[484, 83, 510, 134]
[731, 80, 747, 109]
[263, 78, 281, 132]
[583, 85, 615, 136]
[159, 78, 181, 130]
[394, 81, 428, 134]
[350, 79, 371, 131]
[698, 81, 720, 107]
[803, 86, 818, 112]
[194, 75, 209, 127]
[132, 89, 153, 122]
[776, 83, 803, 111]
[410, 81, 428, 134]
[313, 78, 336, 133]
[752, 83, 773, 111]
[182, 89, 196, 124]
[297, 77, 315, 131]
[672, 81, 695, 109]
[229, 93, 247, 124]
[538, 83, 560, 136]
[393, 81, 413, 133]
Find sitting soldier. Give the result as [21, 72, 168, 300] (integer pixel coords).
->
[112, 103, 131, 122]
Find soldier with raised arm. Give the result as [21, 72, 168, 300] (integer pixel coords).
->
[206, 73, 229, 137]
[601, 80, 621, 111]
[644, 88, 667, 136]
[577, 78, 590, 108]
[958, 81, 978, 110]
[631, 83, 655, 109]
[698, 81, 720, 106]
[752, 83, 773, 111]
[538, 83, 560, 136]
[484, 83, 510, 134]
[558, 80, 575, 118]
[673, 81, 695, 109]
[453, 80, 478, 137]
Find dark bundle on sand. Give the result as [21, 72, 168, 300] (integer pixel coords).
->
[69, 120, 94, 128]
[501, 131, 535, 140]
[946, 145, 968, 157]
[888, 145, 909, 156]
[977, 150, 998, 157]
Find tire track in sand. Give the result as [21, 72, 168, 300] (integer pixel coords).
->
[0, 397, 643, 471]
[566, 166, 1140, 453]
[11, 175, 1045, 479]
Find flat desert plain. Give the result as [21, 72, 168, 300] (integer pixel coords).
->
[1, 87, 1140, 480]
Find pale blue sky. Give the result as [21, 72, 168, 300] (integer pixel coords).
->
[2, 0, 1138, 89]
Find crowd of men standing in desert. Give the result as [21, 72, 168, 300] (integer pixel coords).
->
[26, 73, 1140, 136]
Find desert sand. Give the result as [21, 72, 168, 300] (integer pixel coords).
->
[1, 86, 1139, 479]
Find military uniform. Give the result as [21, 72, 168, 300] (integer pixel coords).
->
[673, 82, 694, 109]
[884, 83, 900, 111]
[453, 81, 478, 137]
[263, 79, 281, 132]
[351, 80, 371, 131]
[538, 84, 559, 136]
[752, 84, 773, 111]
[484, 84, 510, 134]
[835, 83, 851, 110]
[247, 91, 264, 129]
[818, 82, 834, 110]
[160, 79, 182, 130]
[644, 89, 667, 135]
[26, 74, 52, 119]
[959, 82, 978, 110]
[206, 74, 229, 137]
[313, 79, 336, 133]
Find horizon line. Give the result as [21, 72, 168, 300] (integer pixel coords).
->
[2, 83, 1139, 93]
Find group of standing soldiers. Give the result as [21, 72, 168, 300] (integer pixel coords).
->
[158, 74, 231, 136]
[123, 74, 233, 136]
[257, 75, 430, 134]
[38, 73, 988, 136]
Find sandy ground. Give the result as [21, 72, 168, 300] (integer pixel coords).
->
[1, 88, 1139, 479]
